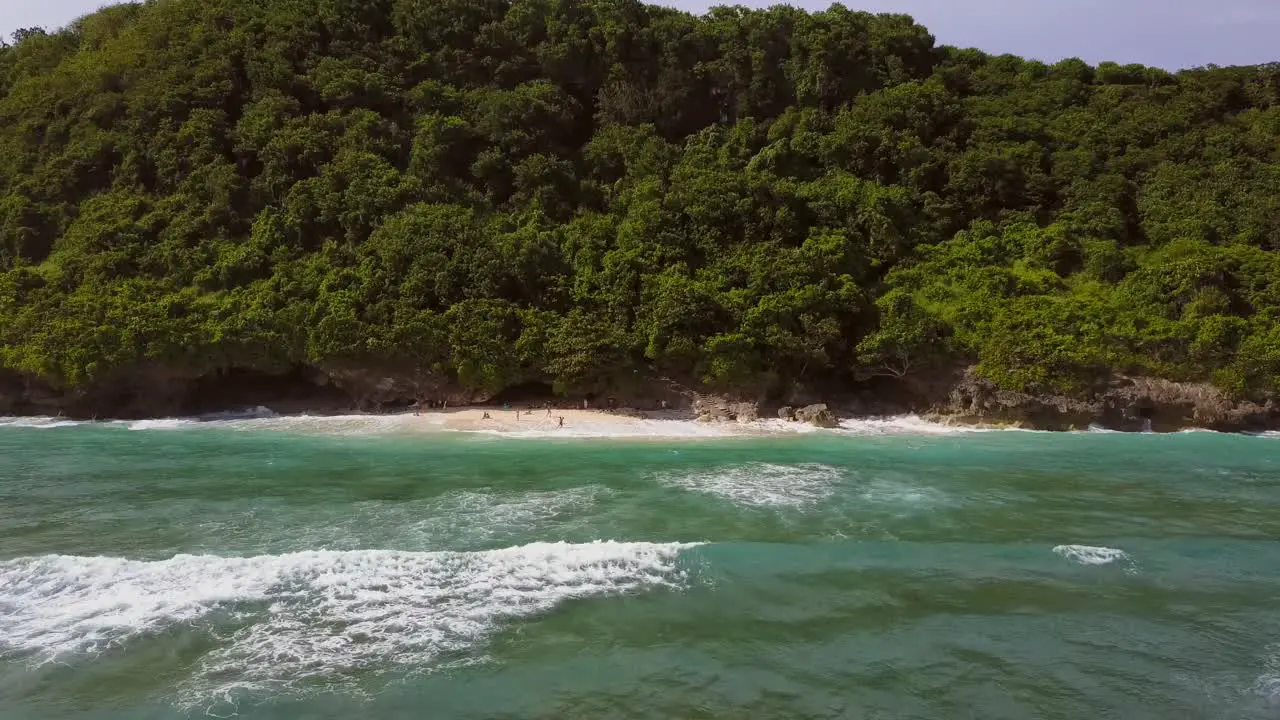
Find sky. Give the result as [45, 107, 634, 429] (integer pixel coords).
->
[3, 0, 1277, 71]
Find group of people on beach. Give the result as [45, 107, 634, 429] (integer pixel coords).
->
[509, 402, 565, 426]
[511, 405, 565, 426]
[410, 395, 672, 426]
[411, 398, 448, 416]
[412, 397, 567, 427]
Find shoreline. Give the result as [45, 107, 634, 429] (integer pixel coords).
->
[4, 366, 1276, 435]
[1, 406, 1277, 438]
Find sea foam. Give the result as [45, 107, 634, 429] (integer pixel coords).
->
[0, 416, 85, 429]
[834, 415, 995, 435]
[0, 541, 699, 703]
[468, 418, 738, 439]
[1052, 544, 1131, 566]
[1256, 644, 1280, 703]
[657, 463, 843, 508]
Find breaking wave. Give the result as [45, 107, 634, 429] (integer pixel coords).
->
[0, 541, 701, 704]
[1052, 544, 1131, 566]
[0, 416, 86, 429]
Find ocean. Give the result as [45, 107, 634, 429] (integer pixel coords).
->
[0, 414, 1277, 719]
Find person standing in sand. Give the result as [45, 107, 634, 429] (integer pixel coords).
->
[558, 416, 564, 427]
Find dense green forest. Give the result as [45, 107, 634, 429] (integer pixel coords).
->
[1, 0, 1278, 405]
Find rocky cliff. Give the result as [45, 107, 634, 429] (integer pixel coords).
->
[1, 364, 1275, 433]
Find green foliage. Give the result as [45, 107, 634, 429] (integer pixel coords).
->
[1, 0, 1279, 400]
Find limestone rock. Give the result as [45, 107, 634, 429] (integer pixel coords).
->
[795, 403, 839, 428]
[692, 394, 759, 423]
[731, 402, 759, 423]
[777, 405, 796, 421]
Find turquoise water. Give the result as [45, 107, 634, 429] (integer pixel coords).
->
[1, 416, 1278, 719]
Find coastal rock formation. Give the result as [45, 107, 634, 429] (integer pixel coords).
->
[1101, 377, 1277, 432]
[1, 361, 1276, 433]
[929, 369, 1279, 432]
[322, 369, 484, 410]
[692, 394, 760, 423]
[795, 403, 839, 428]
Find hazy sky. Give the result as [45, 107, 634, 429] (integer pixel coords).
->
[3, 0, 1276, 70]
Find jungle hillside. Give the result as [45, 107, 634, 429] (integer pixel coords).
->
[1, 0, 1279, 417]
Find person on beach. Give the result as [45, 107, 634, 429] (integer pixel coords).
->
[482, 411, 490, 419]
[558, 416, 564, 427]
[413, 399, 420, 416]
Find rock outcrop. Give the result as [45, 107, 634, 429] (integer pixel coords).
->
[692, 394, 760, 423]
[1, 361, 1275, 432]
[929, 369, 1279, 432]
[795, 403, 839, 428]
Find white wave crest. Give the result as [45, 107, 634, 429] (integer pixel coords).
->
[106, 411, 1019, 439]
[1053, 544, 1131, 566]
[125, 412, 426, 435]
[469, 419, 738, 440]
[0, 541, 699, 702]
[741, 415, 987, 436]
[125, 418, 189, 431]
[834, 415, 994, 435]
[657, 463, 843, 507]
[0, 416, 86, 429]
[124, 407, 279, 431]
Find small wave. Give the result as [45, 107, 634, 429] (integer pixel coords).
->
[657, 463, 842, 508]
[1256, 644, 1280, 703]
[1053, 544, 1131, 566]
[469, 419, 737, 440]
[750, 419, 823, 434]
[121, 412, 425, 435]
[125, 418, 191, 431]
[201, 487, 610, 552]
[108, 411, 1015, 439]
[197, 406, 279, 421]
[405, 487, 607, 545]
[835, 415, 989, 435]
[0, 541, 699, 704]
[0, 416, 86, 429]
[859, 476, 947, 507]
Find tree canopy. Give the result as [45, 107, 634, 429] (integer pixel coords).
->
[1, 0, 1278, 402]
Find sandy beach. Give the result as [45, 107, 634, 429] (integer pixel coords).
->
[419, 407, 698, 434]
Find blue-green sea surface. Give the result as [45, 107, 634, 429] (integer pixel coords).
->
[1, 414, 1278, 719]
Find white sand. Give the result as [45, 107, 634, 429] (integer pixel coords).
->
[418, 407, 697, 434]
